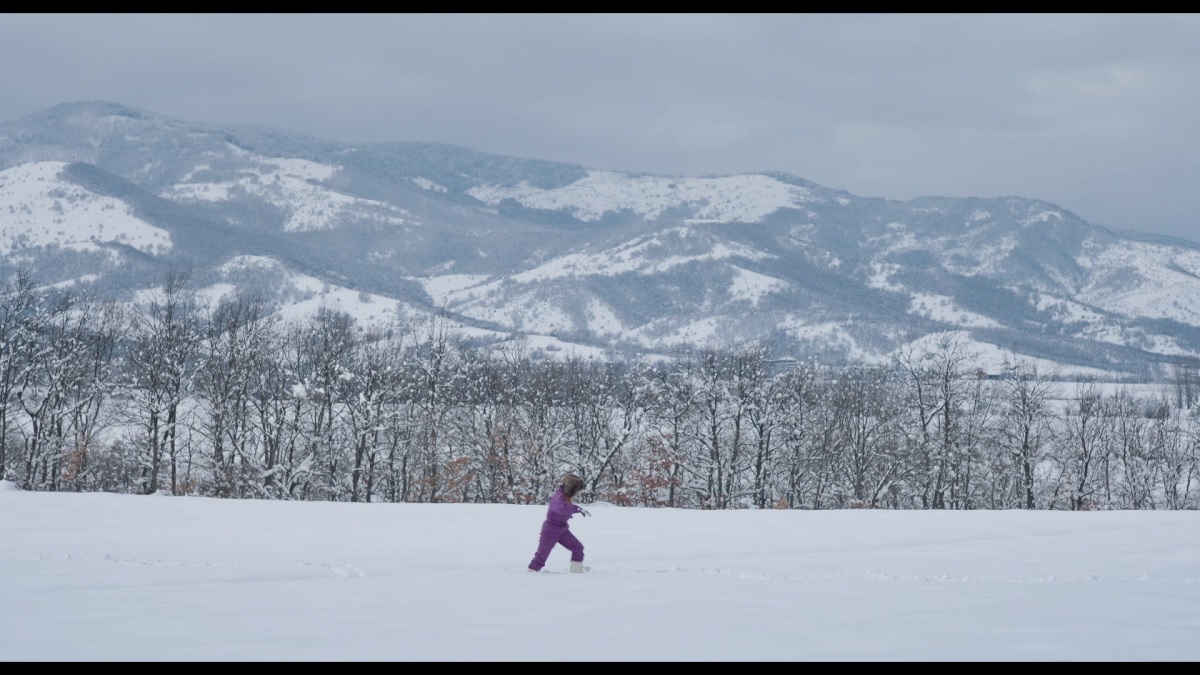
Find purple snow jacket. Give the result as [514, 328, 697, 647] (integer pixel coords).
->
[544, 486, 582, 528]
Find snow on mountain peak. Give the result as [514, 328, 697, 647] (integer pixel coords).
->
[466, 170, 817, 223]
[161, 148, 412, 232]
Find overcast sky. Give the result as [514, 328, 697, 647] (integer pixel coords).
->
[2, 13, 1198, 241]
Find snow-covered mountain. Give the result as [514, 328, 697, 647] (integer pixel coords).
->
[3, 100, 1199, 379]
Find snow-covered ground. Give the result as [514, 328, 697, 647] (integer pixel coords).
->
[3, 481, 1198, 661]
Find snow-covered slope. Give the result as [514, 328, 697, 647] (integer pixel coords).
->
[467, 170, 818, 223]
[0, 161, 171, 255]
[162, 146, 414, 232]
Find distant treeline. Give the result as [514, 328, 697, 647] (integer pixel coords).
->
[3, 269, 1198, 510]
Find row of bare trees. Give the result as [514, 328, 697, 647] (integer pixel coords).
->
[3, 270, 1198, 509]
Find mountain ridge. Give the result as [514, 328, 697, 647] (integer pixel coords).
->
[3, 100, 1198, 379]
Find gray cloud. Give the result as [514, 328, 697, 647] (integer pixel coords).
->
[1, 13, 1198, 239]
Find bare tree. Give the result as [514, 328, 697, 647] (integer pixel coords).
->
[825, 366, 905, 508]
[774, 360, 826, 509]
[1055, 382, 1112, 510]
[193, 290, 276, 497]
[895, 332, 979, 509]
[997, 360, 1057, 509]
[244, 318, 309, 499]
[121, 269, 202, 494]
[13, 290, 122, 491]
[344, 328, 404, 503]
[290, 307, 358, 500]
[558, 358, 648, 501]
[59, 298, 124, 492]
[1148, 408, 1196, 510]
[450, 348, 519, 503]
[732, 343, 789, 509]
[407, 314, 464, 502]
[641, 359, 701, 508]
[0, 269, 39, 482]
[953, 375, 1000, 509]
[1171, 361, 1198, 411]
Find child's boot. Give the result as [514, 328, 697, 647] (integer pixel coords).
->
[570, 561, 589, 573]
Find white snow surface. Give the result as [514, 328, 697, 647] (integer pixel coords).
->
[2, 487, 1199, 661]
[728, 266, 786, 306]
[908, 293, 1003, 328]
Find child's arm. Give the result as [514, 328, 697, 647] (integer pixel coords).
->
[549, 492, 582, 519]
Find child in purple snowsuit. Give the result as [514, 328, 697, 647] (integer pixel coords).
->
[527, 473, 590, 573]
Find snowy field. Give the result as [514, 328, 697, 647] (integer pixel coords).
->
[2, 481, 1199, 661]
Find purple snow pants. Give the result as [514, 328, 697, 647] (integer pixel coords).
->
[528, 521, 584, 571]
